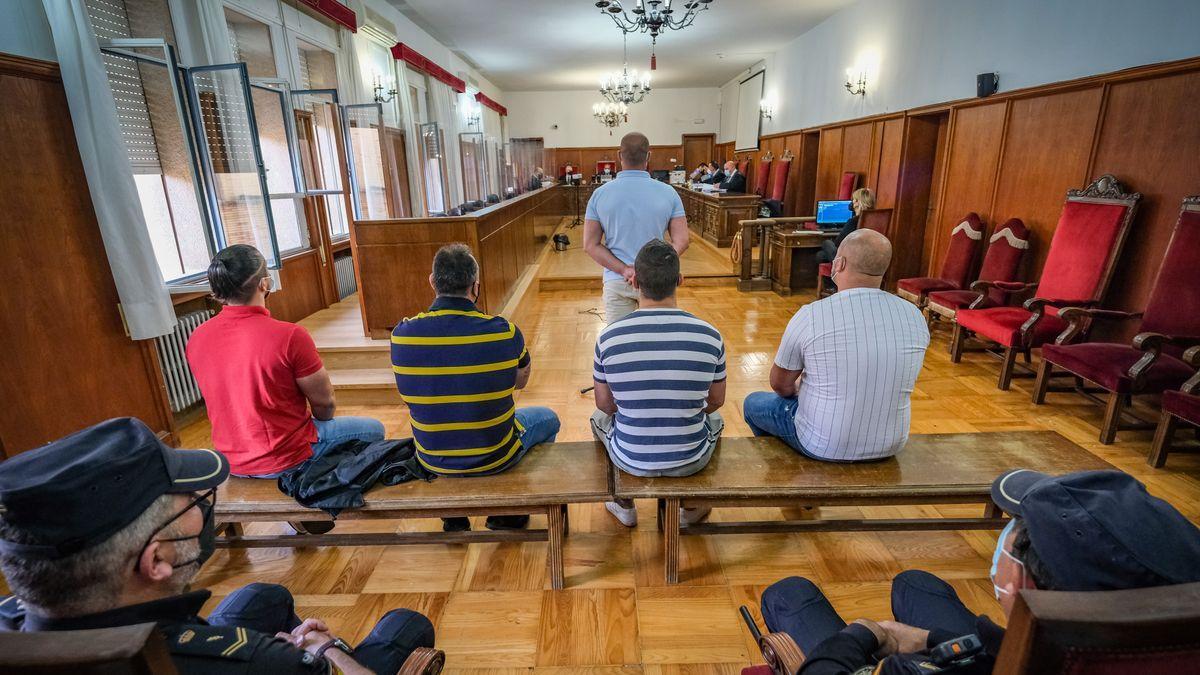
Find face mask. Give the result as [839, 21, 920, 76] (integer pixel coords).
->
[830, 256, 843, 285]
[990, 519, 1024, 600]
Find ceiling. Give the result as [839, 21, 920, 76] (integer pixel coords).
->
[386, 0, 852, 91]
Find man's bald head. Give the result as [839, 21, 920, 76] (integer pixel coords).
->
[837, 229, 892, 277]
[619, 132, 650, 168]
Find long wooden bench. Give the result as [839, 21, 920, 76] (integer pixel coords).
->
[612, 431, 1114, 584]
[215, 442, 611, 590]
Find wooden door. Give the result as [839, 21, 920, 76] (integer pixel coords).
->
[293, 109, 340, 306]
[385, 127, 412, 217]
[683, 133, 715, 170]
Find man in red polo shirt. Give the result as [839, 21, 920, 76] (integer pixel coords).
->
[187, 245, 385, 479]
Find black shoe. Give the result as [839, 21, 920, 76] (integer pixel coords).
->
[442, 517, 471, 532]
[485, 515, 530, 531]
[288, 521, 335, 535]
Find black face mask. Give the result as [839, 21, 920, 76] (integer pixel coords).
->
[141, 489, 217, 572]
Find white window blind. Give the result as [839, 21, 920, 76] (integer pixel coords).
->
[85, 0, 161, 173]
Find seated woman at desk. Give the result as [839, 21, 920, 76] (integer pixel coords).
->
[816, 187, 875, 267]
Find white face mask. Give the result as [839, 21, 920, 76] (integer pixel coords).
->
[990, 519, 1026, 600]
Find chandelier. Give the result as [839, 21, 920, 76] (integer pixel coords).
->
[594, 0, 715, 69]
[600, 34, 651, 105]
[592, 101, 628, 135]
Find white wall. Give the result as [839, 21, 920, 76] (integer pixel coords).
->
[0, 1, 55, 61]
[505, 87, 719, 147]
[760, 0, 1200, 134]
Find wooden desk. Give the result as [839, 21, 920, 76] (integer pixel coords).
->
[770, 228, 838, 295]
[351, 186, 566, 338]
[674, 186, 760, 247]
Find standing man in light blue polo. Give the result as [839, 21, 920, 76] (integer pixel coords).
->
[583, 131, 690, 323]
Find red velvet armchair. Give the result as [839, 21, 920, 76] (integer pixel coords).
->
[754, 151, 772, 197]
[926, 218, 1029, 323]
[837, 172, 858, 200]
[897, 213, 984, 307]
[768, 151, 793, 203]
[1033, 196, 1200, 444]
[1148, 346, 1200, 467]
[951, 175, 1140, 390]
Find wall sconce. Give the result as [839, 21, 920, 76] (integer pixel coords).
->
[372, 73, 397, 103]
[759, 99, 775, 120]
[466, 103, 482, 129]
[844, 68, 867, 96]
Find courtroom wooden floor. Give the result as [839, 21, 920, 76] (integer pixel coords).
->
[183, 283, 1200, 673]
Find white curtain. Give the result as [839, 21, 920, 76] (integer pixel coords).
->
[429, 78, 463, 206]
[340, 27, 368, 104]
[42, 0, 176, 340]
[175, 0, 235, 66]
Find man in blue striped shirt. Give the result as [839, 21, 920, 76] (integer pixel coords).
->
[392, 244, 560, 532]
[591, 240, 727, 527]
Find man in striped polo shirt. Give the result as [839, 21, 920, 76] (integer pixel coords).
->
[591, 240, 727, 527]
[744, 230, 929, 462]
[392, 244, 560, 532]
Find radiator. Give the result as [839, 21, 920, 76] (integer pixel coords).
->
[155, 309, 213, 413]
[335, 253, 357, 299]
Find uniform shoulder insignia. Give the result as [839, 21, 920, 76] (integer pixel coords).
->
[162, 623, 255, 662]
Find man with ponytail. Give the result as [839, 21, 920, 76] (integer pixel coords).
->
[187, 245, 386, 483]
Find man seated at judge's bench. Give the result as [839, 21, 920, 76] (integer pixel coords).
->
[186, 245, 386, 481]
[717, 160, 746, 193]
[591, 240, 727, 527]
[584, 131, 690, 324]
[700, 161, 724, 184]
[527, 166, 546, 191]
[688, 162, 708, 182]
[0, 417, 437, 675]
[743, 229, 929, 462]
[391, 244, 560, 532]
[760, 469, 1200, 674]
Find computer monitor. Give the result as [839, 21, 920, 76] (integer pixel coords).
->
[816, 200, 854, 226]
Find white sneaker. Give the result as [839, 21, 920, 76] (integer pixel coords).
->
[605, 501, 638, 527]
[680, 506, 712, 526]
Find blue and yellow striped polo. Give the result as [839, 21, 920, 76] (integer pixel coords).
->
[391, 296, 530, 475]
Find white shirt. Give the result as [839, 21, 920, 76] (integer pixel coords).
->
[774, 288, 930, 461]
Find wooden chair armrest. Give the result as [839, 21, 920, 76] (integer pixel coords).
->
[760, 632, 805, 675]
[1128, 335, 1200, 391]
[1182, 346, 1200, 395]
[1184, 345, 1200, 366]
[398, 647, 445, 675]
[1055, 308, 1143, 345]
[974, 280, 1037, 294]
[1020, 298, 1096, 347]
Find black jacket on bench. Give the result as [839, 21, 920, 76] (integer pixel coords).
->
[277, 438, 436, 516]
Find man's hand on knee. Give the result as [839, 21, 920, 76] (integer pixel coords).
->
[878, 620, 929, 654]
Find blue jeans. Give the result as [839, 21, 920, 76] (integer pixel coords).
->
[760, 571, 976, 655]
[242, 416, 386, 479]
[743, 392, 809, 455]
[470, 406, 561, 476]
[209, 583, 434, 674]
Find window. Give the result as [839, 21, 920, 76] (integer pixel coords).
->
[344, 104, 393, 219]
[296, 39, 338, 90]
[459, 131, 486, 203]
[224, 8, 277, 78]
[419, 122, 449, 214]
[294, 91, 350, 239]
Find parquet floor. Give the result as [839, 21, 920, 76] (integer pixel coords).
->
[184, 283, 1200, 673]
[538, 221, 736, 282]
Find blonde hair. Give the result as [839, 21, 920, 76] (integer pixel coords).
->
[852, 187, 875, 215]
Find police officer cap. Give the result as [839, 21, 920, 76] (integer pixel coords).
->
[991, 469, 1200, 592]
[0, 417, 228, 560]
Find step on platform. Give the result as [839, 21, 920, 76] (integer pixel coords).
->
[299, 296, 403, 407]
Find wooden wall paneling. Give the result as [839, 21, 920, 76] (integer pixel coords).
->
[815, 127, 844, 201]
[988, 87, 1105, 280]
[1088, 70, 1200, 341]
[919, 115, 952, 275]
[840, 122, 874, 182]
[0, 55, 175, 454]
[794, 131, 821, 216]
[781, 133, 804, 214]
[890, 115, 942, 285]
[648, 144, 683, 172]
[927, 101, 1008, 276]
[873, 118, 906, 209]
[267, 250, 328, 323]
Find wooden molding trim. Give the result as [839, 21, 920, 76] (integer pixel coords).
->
[0, 53, 60, 81]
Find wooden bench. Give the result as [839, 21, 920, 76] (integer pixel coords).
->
[215, 442, 611, 590]
[612, 431, 1114, 584]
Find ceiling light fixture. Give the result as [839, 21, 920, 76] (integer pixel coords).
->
[594, 0, 715, 70]
[600, 33, 651, 105]
[592, 101, 628, 135]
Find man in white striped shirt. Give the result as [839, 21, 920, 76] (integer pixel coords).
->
[592, 240, 727, 526]
[744, 230, 929, 462]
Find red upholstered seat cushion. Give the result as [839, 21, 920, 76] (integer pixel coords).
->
[955, 306, 1067, 348]
[838, 172, 858, 200]
[898, 277, 957, 296]
[1163, 390, 1200, 424]
[742, 667, 775, 675]
[928, 289, 992, 312]
[818, 262, 832, 276]
[1036, 201, 1130, 303]
[1041, 343, 1195, 394]
[1139, 209, 1200, 347]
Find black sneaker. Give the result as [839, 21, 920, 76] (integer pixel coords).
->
[442, 517, 471, 532]
[485, 515, 530, 530]
[288, 521, 336, 535]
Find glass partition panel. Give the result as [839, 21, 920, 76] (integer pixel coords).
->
[459, 131, 485, 203]
[250, 81, 307, 253]
[293, 89, 349, 239]
[344, 103, 392, 220]
[186, 63, 281, 267]
[419, 122, 448, 214]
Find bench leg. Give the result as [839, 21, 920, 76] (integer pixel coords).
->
[656, 498, 666, 532]
[221, 523, 244, 538]
[983, 502, 1003, 520]
[547, 504, 566, 591]
[663, 497, 681, 585]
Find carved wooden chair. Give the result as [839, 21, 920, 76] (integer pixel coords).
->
[951, 175, 1140, 390]
[816, 208, 893, 297]
[837, 171, 858, 200]
[1033, 196, 1200, 444]
[738, 158, 750, 176]
[767, 152, 793, 205]
[927, 218, 1029, 325]
[744, 582, 1200, 675]
[898, 213, 984, 308]
[1148, 346, 1200, 468]
[754, 151, 773, 197]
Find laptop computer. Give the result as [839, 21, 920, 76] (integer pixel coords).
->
[816, 200, 854, 229]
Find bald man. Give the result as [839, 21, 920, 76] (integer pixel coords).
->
[583, 131, 690, 323]
[744, 230, 930, 462]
